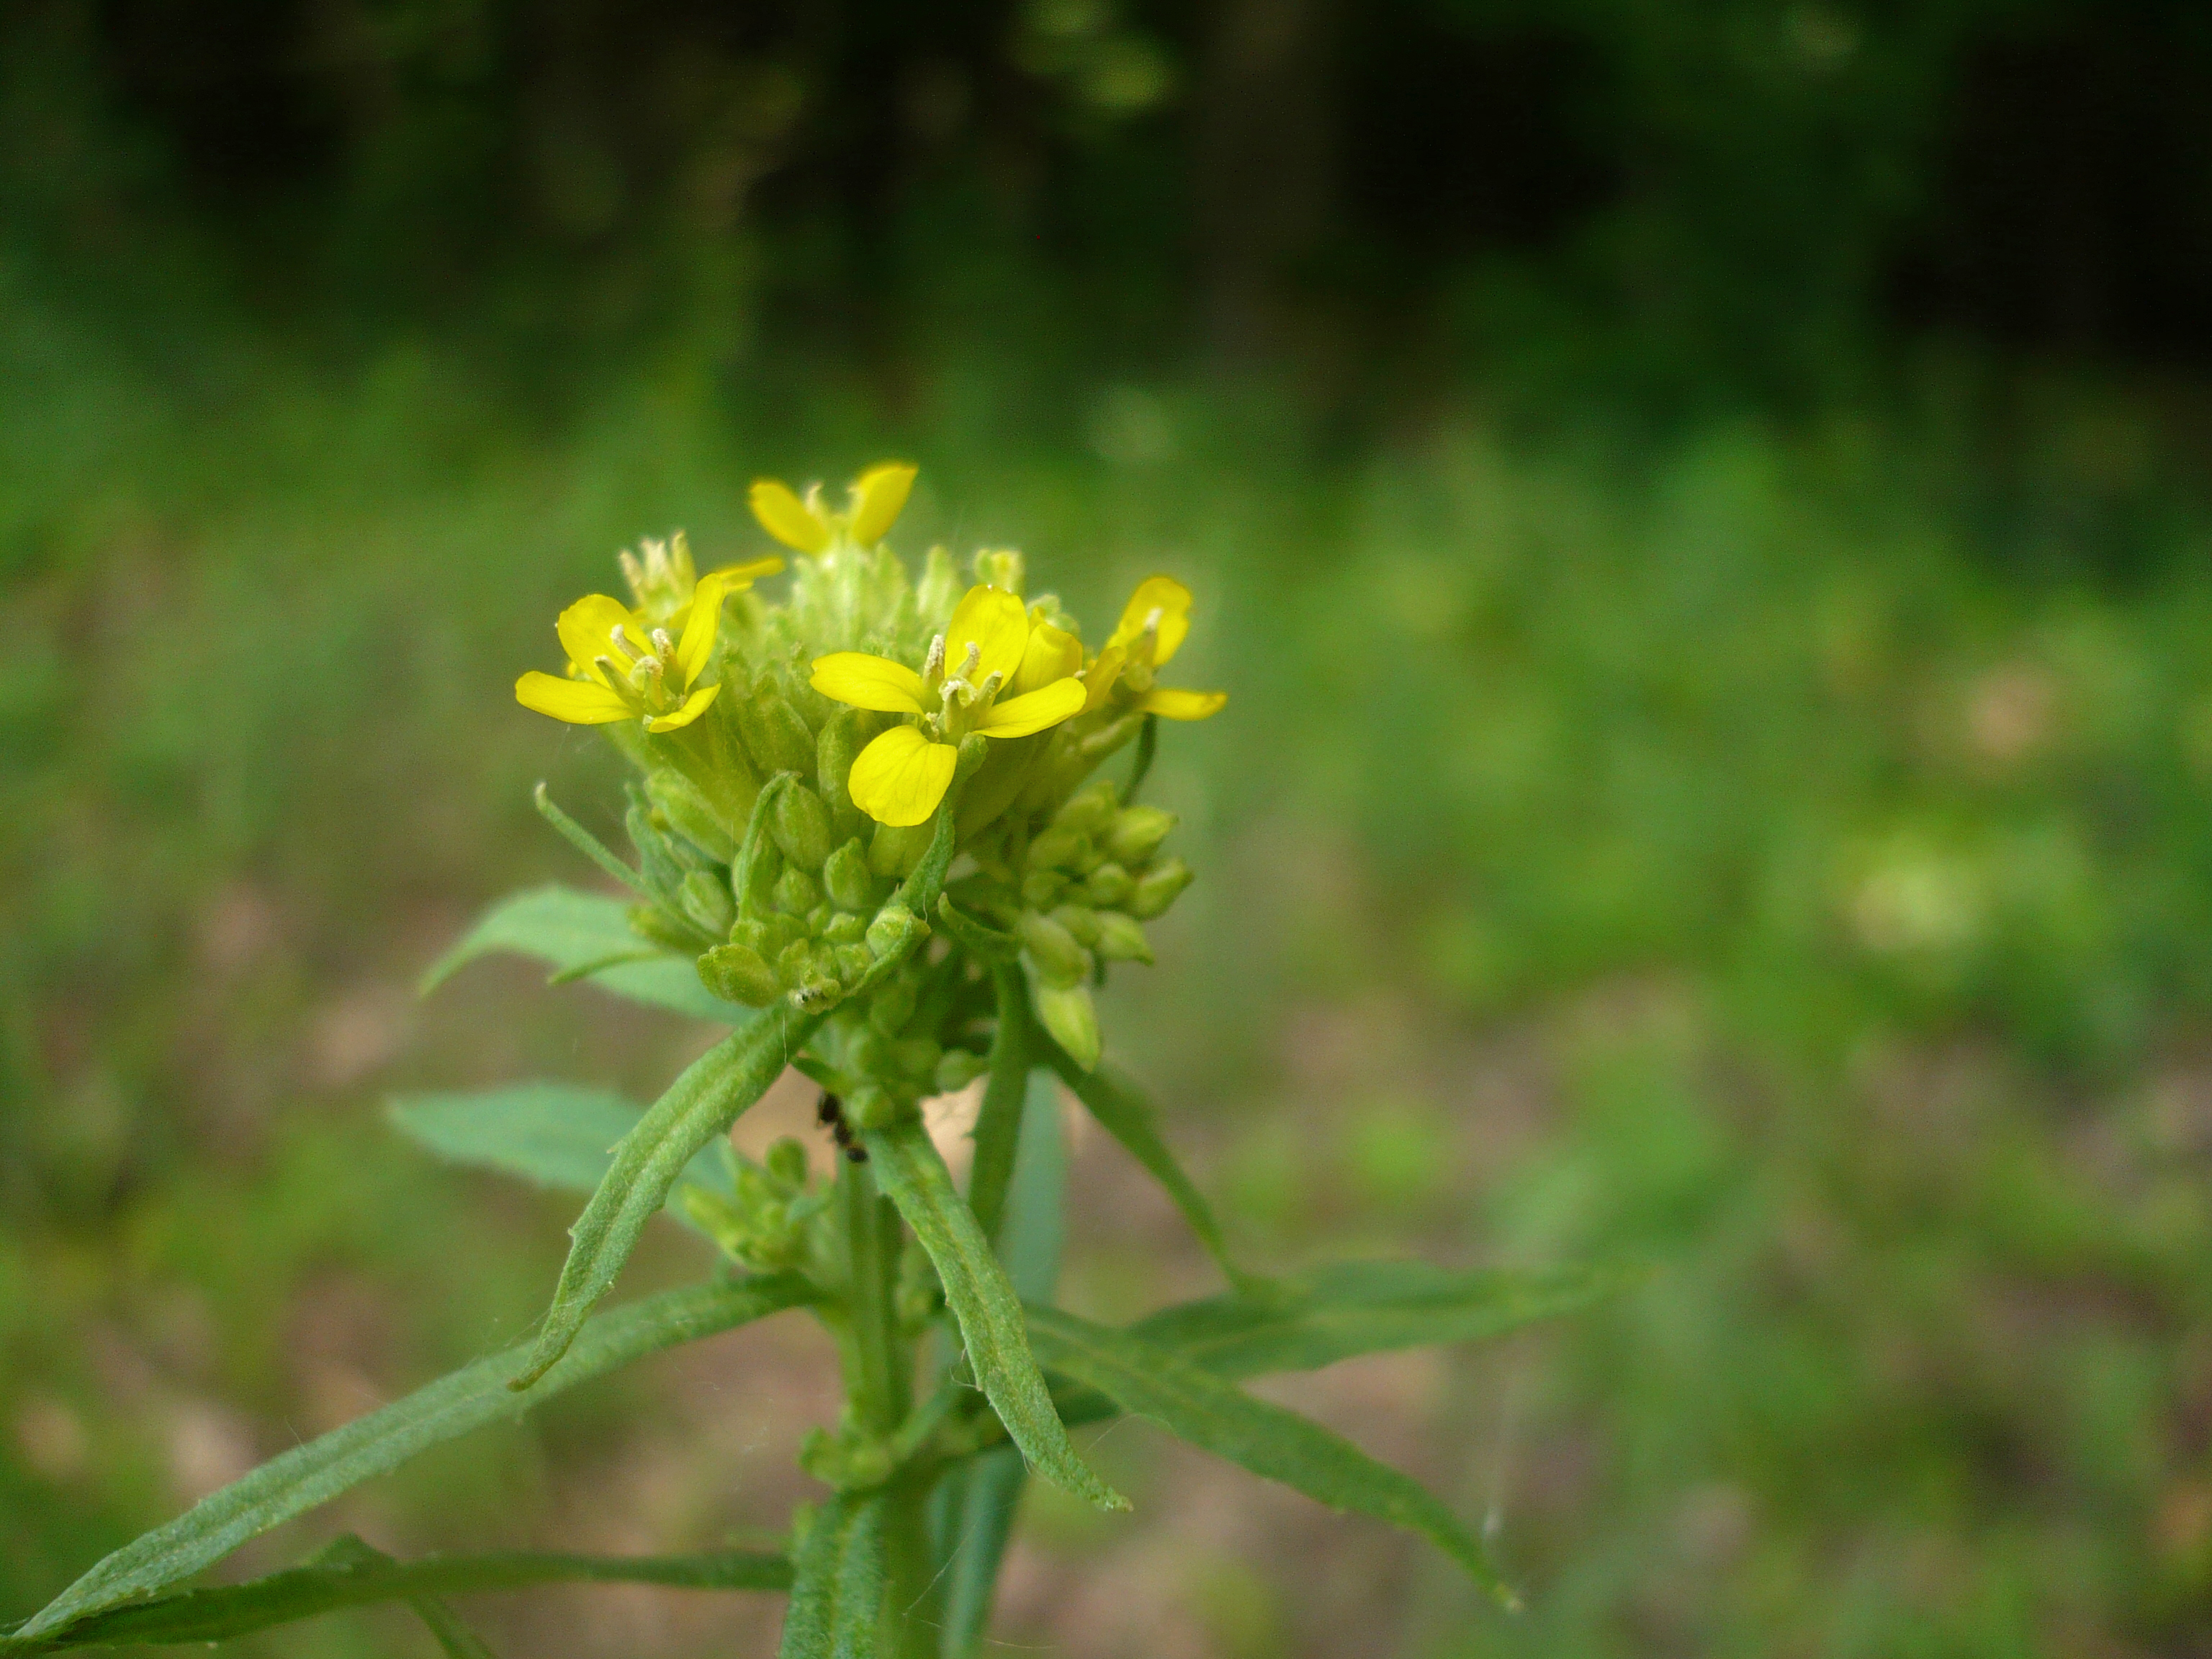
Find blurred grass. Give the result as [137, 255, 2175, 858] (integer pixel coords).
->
[6, 276, 2212, 1655]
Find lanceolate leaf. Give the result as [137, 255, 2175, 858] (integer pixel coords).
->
[387, 1083, 729, 1197]
[860, 1120, 1126, 1513]
[1037, 1039, 1253, 1291]
[14, 1279, 812, 1643]
[930, 1447, 1027, 1659]
[777, 1492, 889, 1659]
[512, 1007, 824, 1387]
[420, 885, 747, 1023]
[1025, 1306, 1518, 1609]
[0, 1542, 789, 1653]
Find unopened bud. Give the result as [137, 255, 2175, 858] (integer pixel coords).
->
[891, 1037, 942, 1080]
[698, 942, 781, 1007]
[824, 838, 876, 910]
[777, 939, 815, 986]
[866, 904, 927, 961]
[1093, 911, 1154, 964]
[868, 977, 917, 1036]
[1018, 909, 1092, 988]
[728, 917, 778, 956]
[773, 866, 822, 915]
[765, 1137, 811, 1190]
[788, 976, 842, 1012]
[1128, 857, 1193, 920]
[1053, 781, 1118, 837]
[845, 1084, 899, 1131]
[935, 1048, 988, 1092]
[1034, 981, 1101, 1071]
[1051, 904, 1102, 948]
[1029, 824, 1090, 871]
[771, 782, 835, 871]
[822, 910, 866, 945]
[1105, 804, 1175, 866]
[737, 686, 818, 775]
[1082, 862, 1134, 908]
[869, 822, 931, 878]
[1020, 868, 1066, 908]
[973, 548, 1025, 593]
[629, 904, 698, 953]
[834, 943, 875, 984]
[647, 770, 739, 862]
[737, 842, 781, 918]
[817, 707, 868, 835]
[680, 869, 737, 936]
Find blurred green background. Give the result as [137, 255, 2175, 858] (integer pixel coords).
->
[9, 0, 2212, 1653]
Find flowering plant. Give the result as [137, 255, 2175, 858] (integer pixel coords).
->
[6, 467, 1607, 1658]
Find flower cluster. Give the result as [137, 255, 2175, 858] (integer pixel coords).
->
[514, 462, 1222, 1112]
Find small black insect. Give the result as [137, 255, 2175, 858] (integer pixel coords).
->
[817, 1092, 868, 1162]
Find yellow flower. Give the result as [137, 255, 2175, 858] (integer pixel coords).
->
[1081, 575, 1227, 721]
[516, 567, 750, 734]
[750, 462, 919, 554]
[811, 585, 1087, 825]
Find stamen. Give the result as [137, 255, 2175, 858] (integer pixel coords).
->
[978, 670, 1004, 701]
[923, 634, 946, 680]
[609, 624, 642, 662]
[650, 628, 676, 659]
[1143, 607, 1164, 635]
[957, 641, 981, 678]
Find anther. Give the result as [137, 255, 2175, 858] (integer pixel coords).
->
[923, 635, 946, 680]
[978, 670, 1004, 700]
[650, 628, 676, 659]
[957, 641, 981, 678]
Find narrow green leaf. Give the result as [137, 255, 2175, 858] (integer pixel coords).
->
[419, 884, 746, 1023]
[14, 1278, 811, 1642]
[998, 1074, 1067, 1305]
[931, 1447, 1026, 1659]
[512, 1008, 824, 1388]
[385, 1083, 732, 1200]
[778, 1492, 889, 1659]
[860, 1120, 1125, 1513]
[411, 1597, 499, 1659]
[963, 964, 1030, 1243]
[1037, 1038, 1254, 1291]
[1, 1542, 790, 1653]
[1025, 1305, 1517, 1609]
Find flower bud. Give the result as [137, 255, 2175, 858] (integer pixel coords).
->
[1034, 981, 1101, 1071]
[805, 903, 833, 937]
[1029, 824, 1091, 872]
[737, 843, 781, 918]
[868, 822, 930, 878]
[629, 904, 699, 953]
[776, 938, 814, 986]
[765, 1137, 811, 1190]
[833, 943, 875, 984]
[891, 1037, 942, 1080]
[868, 977, 917, 1036]
[738, 685, 817, 776]
[773, 866, 822, 915]
[1053, 781, 1118, 837]
[866, 904, 927, 961]
[1051, 903, 1102, 948]
[973, 547, 1025, 593]
[680, 869, 737, 936]
[935, 1048, 987, 1092]
[824, 838, 876, 910]
[771, 782, 835, 873]
[647, 770, 739, 863]
[822, 910, 866, 945]
[1093, 910, 1154, 964]
[729, 917, 778, 956]
[1020, 868, 1067, 908]
[788, 976, 843, 1012]
[845, 1084, 899, 1130]
[698, 942, 781, 1007]
[1082, 862, 1134, 908]
[817, 706, 868, 833]
[1128, 857, 1193, 920]
[1018, 909, 1092, 989]
[1105, 804, 1175, 867]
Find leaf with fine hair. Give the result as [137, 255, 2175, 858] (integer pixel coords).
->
[12, 1279, 812, 1643]
[511, 1007, 825, 1388]
[860, 1120, 1126, 1512]
[385, 1083, 734, 1200]
[0, 1539, 790, 1653]
[778, 1492, 889, 1659]
[1024, 1305, 1519, 1609]
[1036, 1036, 1255, 1291]
[419, 885, 747, 1023]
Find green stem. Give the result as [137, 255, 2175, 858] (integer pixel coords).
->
[838, 1160, 909, 1434]
[965, 963, 1030, 1243]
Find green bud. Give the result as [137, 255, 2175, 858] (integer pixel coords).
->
[777, 938, 815, 986]
[773, 866, 822, 915]
[1018, 909, 1093, 989]
[789, 976, 843, 1012]
[1053, 780, 1119, 837]
[1020, 868, 1067, 908]
[817, 707, 869, 838]
[680, 868, 737, 936]
[1082, 861, 1134, 907]
[1106, 804, 1176, 867]
[629, 904, 699, 952]
[824, 838, 876, 910]
[737, 842, 781, 918]
[765, 1137, 811, 1190]
[737, 685, 818, 776]
[1028, 824, 1090, 871]
[823, 910, 866, 945]
[679, 1184, 751, 1258]
[809, 942, 845, 985]
[1093, 910, 1155, 964]
[770, 782, 835, 873]
[1035, 981, 1101, 1071]
[868, 978, 917, 1036]
[891, 1037, 942, 1079]
[729, 917, 776, 956]
[805, 902, 833, 937]
[834, 943, 876, 984]
[1052, 903, 1102, 948]
[869, 821, 932, 878]
[1128, 857, 1193, 920]
[866, 904, 927, 961]
[846, 1084, 899, 1131]
[935, 1048, 987, 1092]
[974, 547, 1025, 593]
[698, 942, 781, 1007]
[647, 770, 739, 863]
[848, 1026, 889, 1078]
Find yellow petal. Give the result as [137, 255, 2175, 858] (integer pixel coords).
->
[1142, 686, 1227, 721]
[516, 671, 634, 724]
[811, 652, 930, 714]
[974, 677, 1087, 738]
[1014, 619, 1083, 694]
[646, 682, 721, 733]
[750, 480, 832, 552]
[556, 593, 643, 679]
[1081, 645, 1127, 712]
[1107, 575, 1193, 665]
[848, 725, 958, 827]
[704, 554, 786, 588]
[848, 462, 918, 544]
[945, 585, 1030, 686]
[673, 571, 729, 686]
